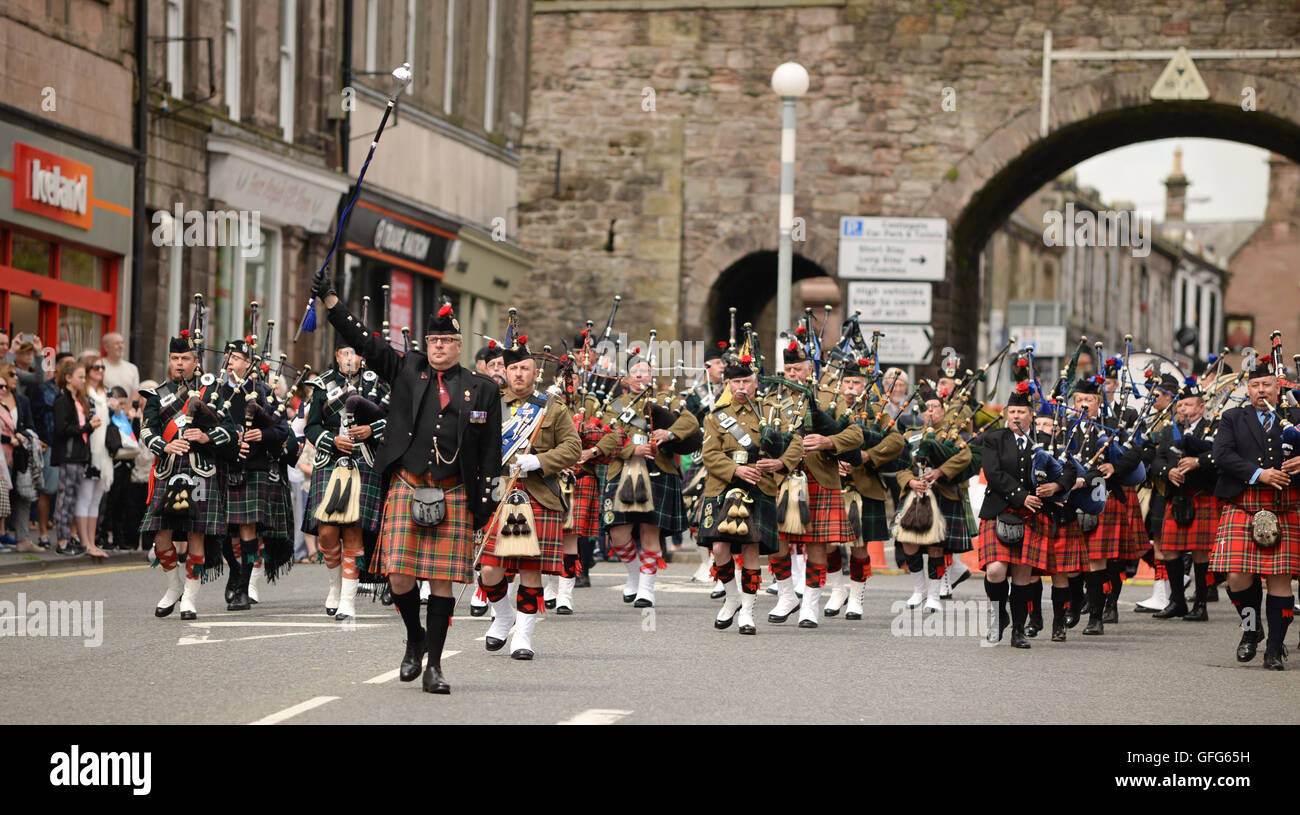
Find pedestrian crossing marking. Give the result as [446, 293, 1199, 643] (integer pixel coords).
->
[557, 708, 633, 725]
[248, 696, 339, 725]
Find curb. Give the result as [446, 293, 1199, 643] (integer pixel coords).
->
[0, 551, 150, 577]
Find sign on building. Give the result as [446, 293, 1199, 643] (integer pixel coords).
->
[1009, 325, 1067, 357]
[838, 216, 947, 281]
[858, 324, 933, 365]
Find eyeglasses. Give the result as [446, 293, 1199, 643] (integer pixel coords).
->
[91, 365, 105, 370]
[425, 336, 460, 347]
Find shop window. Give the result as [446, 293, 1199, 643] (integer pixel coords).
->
[214, 228, 281, 348]
[59, 247, 105, 290]
[11, 233, 53, 277]
[59, 306, 104, 357]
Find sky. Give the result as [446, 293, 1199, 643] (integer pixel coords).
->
[1073, 138, 1271, 222]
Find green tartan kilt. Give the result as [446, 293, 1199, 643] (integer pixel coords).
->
[225, 468, 276, 526]
[697, 489, 779, 555]
[859, 496, 890, 543]
[303, 456, 385, 534]
[141, 459, 227, 537]
[601, 469, 688, 534]
[937, 493, 972, 554]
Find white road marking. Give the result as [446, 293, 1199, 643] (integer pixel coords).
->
[188, 621, 383, 628]
[249, 696, 339, 725]
[557, 708, 633, 725]
[362, 651, 460, 684]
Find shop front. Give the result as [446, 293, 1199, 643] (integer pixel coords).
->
[0, 119, 133, 355]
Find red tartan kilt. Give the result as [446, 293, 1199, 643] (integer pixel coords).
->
[1160, 494, 1222, 553]
[1081, 494, 1139, 561]
[482, 494, 565, 575]
[1120, 487, 1149, 558]
[1210, 486, 1300, 576]
[1040, 517, 1086, 574]
[782, 479, 854, 546]
[976, 515, 1049, 572]
[567, 474, 601, 538]
[377, 472, 475, 583]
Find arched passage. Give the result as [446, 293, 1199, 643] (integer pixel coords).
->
[705, 250, 832, 344]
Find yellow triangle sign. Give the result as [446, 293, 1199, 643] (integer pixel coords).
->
[1151, 47, 1210, 101]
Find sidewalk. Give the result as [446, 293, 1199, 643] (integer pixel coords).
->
[0, 546, 150, 577]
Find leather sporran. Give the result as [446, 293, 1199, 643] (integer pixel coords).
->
[994, 511, 1026, 546]
[1249, 509, 1280, 549]
[410, 486, 447, 528]
[1170, 494, 1196, 524]
[712, 487, 761, 544]
[1077, 509, 1101, 534]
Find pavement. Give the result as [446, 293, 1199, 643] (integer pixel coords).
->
[3, 551, 1298, 725]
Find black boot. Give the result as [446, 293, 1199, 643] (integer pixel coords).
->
[1228, 580, 1263, 662]
[1101, 565, 1120, 623]
[1153, 558, 1187, 618]
[1025, 579, 1043, 637]
[400, 635, 426, 681]
[984, 577, 1009, 642]
[1066, 575, 1083, 628]
[1083, 571, 1106, 635]
[223, 544, 240, 603]
[1009, 584, 1031, 649]
[226, 559, 250, 611]
[422, 595, 454, 694]
[1050, 585, 1068, 642]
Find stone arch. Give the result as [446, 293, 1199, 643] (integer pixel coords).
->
[921, 69, 1300, 352]
[704, 250, 833, 343]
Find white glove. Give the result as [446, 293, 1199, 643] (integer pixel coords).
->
[515, 454, 541, 474]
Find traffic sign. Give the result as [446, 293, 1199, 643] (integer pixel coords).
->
[1010, 325, 1067, 357]
[858, 324, 933, 365]
[846, 282, 931, 324]
[838, 216, 947, 281]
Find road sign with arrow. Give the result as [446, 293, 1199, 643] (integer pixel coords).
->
[838, 216, 947, 281]
[857, 323, 934, 365]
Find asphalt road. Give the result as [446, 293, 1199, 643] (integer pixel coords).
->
[2, 557, 1297, 725]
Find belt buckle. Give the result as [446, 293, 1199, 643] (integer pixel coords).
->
[731, 451, 749, 465]
[631, 433, 649, 446]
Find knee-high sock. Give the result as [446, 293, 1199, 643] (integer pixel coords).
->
[984, 576, 1008, 624]
[1029, 578, 1042, 621]
[342, 539, 364, 579]
[1009, 583, 1029, 631]
[1226, 578, 1262, 634]
[517, 584, 544, 614]
[804, 562, 827, 589]
[1051, 585, 1069, 627]
[713, 558, 736, 585]
[849, 556, 871, 583]
[1164, 556, 1186, 604]
[768, 552, 793, 581]
[240, 538, 260, 568]
[319, 538, 342, 569]
[1068, 574, 1084, 613]
[391, 585, 424, 640]
[1193, 561, 1210, 604]
[425, 596, 454, 670]
[1086, 570, 1108, 620]
[578, 536, 596, 573]
[185, 549, 205, 580]
[906, 550, 924, 575]
[926, 555, 944, 580]
[1108, 563, 1124, 603]
[478, 576, 509, 603]
[156, 542, 179, 572]
[741, 568, 762, 595]
[610, 540, 637, 564]
[1265, 594, 1294, 652]
[639, 549, 663, 575]
[826, 547, 843, 574]
[562, 553, 582, 579]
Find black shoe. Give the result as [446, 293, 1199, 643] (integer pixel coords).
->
[180, 610, 197, 621]
[710, 588, 727, 599]
[1078, 598, 1092, 617]
[556, 604, 573, 616]
[399, 636, 426, 681]
[633, 598, 653, 608]
[1010, 627, 1031, 649]
[1082, 616, 1104, 635]
[1051, 619, 1066, 642]
[797, 619, 818, 629]
[545, 599, 556, 610]
[422, 665, 450, 694]
[575, 574, 591, 588]
[1152, 600, 1188, 619]
[1024, 621, 1039, 638]
[1102, 596, 1118, 624]
[1064, 608, 1080, 629]
[739, 623, 756, 635]
[622, 591, 637, 604]
[511, 648, 534, 661]
[155, 602, 177, 618]
[56, 542, 82, 557]
[224, 564, 240, 604]
[845, 610, 862, 620]
[1236, 629, 1264, 662]
[1029, 609, 1044, 634]
[485, 635, 507, 652]
[768, 603, 799, 624]
[1183, 601, 1208, 621]
[325, 606, 337, 617]
[1205, 584, 1220, 602]
[227, 590, 251, 611]
[469, 604, 488, 617]
[380, 585, 393, 606]
[1134, 602, 1158, 614]
[1263, 644, 1288, 670]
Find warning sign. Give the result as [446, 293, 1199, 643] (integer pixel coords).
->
[1151, 47, 1210, 101]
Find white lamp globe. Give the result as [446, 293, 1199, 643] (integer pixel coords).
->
[770, 62, 810, 97]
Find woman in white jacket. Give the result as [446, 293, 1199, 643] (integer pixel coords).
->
[80, 356, 114, 558]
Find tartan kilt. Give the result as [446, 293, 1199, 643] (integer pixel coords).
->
[1210, 485, 1300, 576]
[784, 479, 854, 546]
[303, 456, 385, 534]
[1041, 516, 1086, 574]
[845, 492, 890, 544]
[481, 494, 565, 575]
[140, 459, 226, 536]
[697, 489, 779, 555]
[601, 469, 688, 534]
[976, 513, 1049, 572]
[937, 493, 972, 554]
[568, 473, 601, 538]
[1120, 486, 1149, 558]
[225, 468, 275, 526]
[1160, 494, 1221, 553]
[377, 472, 475, 583]
[1080, 493, 1140, 561]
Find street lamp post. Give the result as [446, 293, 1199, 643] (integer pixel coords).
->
[771, 62, 809, 372]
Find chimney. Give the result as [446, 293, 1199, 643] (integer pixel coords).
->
[1263, 153, 1300, 224]
[1164, 146, 1188, 222]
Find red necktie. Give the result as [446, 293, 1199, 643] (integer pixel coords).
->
[436, 371, 450, 410]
